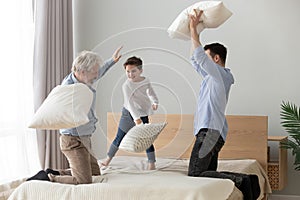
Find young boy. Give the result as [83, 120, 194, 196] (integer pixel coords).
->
[102, 56, 159, 170]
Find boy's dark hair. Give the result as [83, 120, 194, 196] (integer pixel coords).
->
[123, 56, 143, 69]
[204, 43, 227, 64]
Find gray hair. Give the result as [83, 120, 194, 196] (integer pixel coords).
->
[72, 50, 103, 72]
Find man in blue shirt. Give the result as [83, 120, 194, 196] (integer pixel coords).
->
[27, 46, 122, 184]
[187, 10, 234, 176]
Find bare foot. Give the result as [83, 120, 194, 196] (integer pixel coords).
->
[100, 157, 112, 168]
[148, 162, 156, 170]
[99, 162, 107, 168]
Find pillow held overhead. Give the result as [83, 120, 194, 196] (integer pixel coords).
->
[167, 1, 232, 40]
[119, 122, 167, 153]
[28, 83, 93, 130]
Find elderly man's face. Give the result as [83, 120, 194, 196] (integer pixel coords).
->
[76, 64, 99, 85]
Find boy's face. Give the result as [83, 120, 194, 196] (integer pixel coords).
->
[125, 65, 143, 82]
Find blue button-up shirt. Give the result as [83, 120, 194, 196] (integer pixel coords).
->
[191, 46, 234, 140]
[60, 58, 115, 136]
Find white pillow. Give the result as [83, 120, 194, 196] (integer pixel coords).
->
[28, 83, 93, 130]
[167, 1, 232, 40]
[119, 122, 167, 153]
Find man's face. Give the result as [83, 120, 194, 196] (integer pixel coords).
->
[79, 64, 99, 85]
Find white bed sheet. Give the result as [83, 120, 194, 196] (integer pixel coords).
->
[101, 156, 270, 200]
[7, 156, 271, 200]
[8, 156, 236, 200]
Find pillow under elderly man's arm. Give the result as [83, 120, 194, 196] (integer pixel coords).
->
[28, 83, 93, 130]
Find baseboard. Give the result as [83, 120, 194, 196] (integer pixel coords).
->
[268, 194, 300, 200]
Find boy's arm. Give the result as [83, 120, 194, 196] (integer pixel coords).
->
[146, 83, 159, 110]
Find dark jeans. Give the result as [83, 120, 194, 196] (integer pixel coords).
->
[188, 128, 224, 176]
[200, 171, 260, 200]
[107, 108, 155, 162]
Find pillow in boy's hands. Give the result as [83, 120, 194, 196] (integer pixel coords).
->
[28, 83, 93, 130]
[119, 122, 167, 153]
[167, 1, 232, 40]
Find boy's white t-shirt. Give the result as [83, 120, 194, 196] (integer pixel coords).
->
[122, 77, 158, 120]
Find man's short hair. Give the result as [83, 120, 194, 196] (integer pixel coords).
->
[204, 43, 227, 64]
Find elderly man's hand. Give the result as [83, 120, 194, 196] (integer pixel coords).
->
[112, 46, 123, 62]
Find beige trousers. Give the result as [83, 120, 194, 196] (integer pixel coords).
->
[49, 135, 100, 184]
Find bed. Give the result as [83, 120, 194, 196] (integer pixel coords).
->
[6, 113, 272, 200]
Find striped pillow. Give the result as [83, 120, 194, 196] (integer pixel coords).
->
[120, 122, 167, 153]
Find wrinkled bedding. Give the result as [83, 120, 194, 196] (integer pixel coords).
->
[5, 156, 271, 200]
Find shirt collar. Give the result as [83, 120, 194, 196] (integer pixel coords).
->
[71, 73, 80, 83]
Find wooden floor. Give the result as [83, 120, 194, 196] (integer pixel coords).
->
[268, 195, 300, 200]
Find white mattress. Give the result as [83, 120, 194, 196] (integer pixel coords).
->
[6, 156, 271, 200]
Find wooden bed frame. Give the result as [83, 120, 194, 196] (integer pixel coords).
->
[107, 113, 268, 171]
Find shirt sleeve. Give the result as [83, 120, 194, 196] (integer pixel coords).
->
[98, 58, 115, 79]
[191, 54, 208, 77]
[146, 82, 159, 105]
[61, 73, 75, 85]
[192, 46, 224, 80]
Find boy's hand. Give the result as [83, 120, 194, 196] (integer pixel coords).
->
[112, 46, 123, 62]
[135, 118, 142, 125]
[152, 104, 158, 111]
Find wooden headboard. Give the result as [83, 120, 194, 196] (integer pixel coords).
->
[107, 113, 268, 171]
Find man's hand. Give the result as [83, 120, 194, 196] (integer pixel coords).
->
[112, 46, 123, 62]
[189, 9, 203, 50]
[189, 9, 203, 30]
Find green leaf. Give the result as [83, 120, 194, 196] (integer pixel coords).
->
[280, 101, 300, 171]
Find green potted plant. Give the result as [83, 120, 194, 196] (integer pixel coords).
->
[280, 101, 300, 171]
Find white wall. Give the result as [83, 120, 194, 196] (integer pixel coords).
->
[73, 0, 300, 195]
